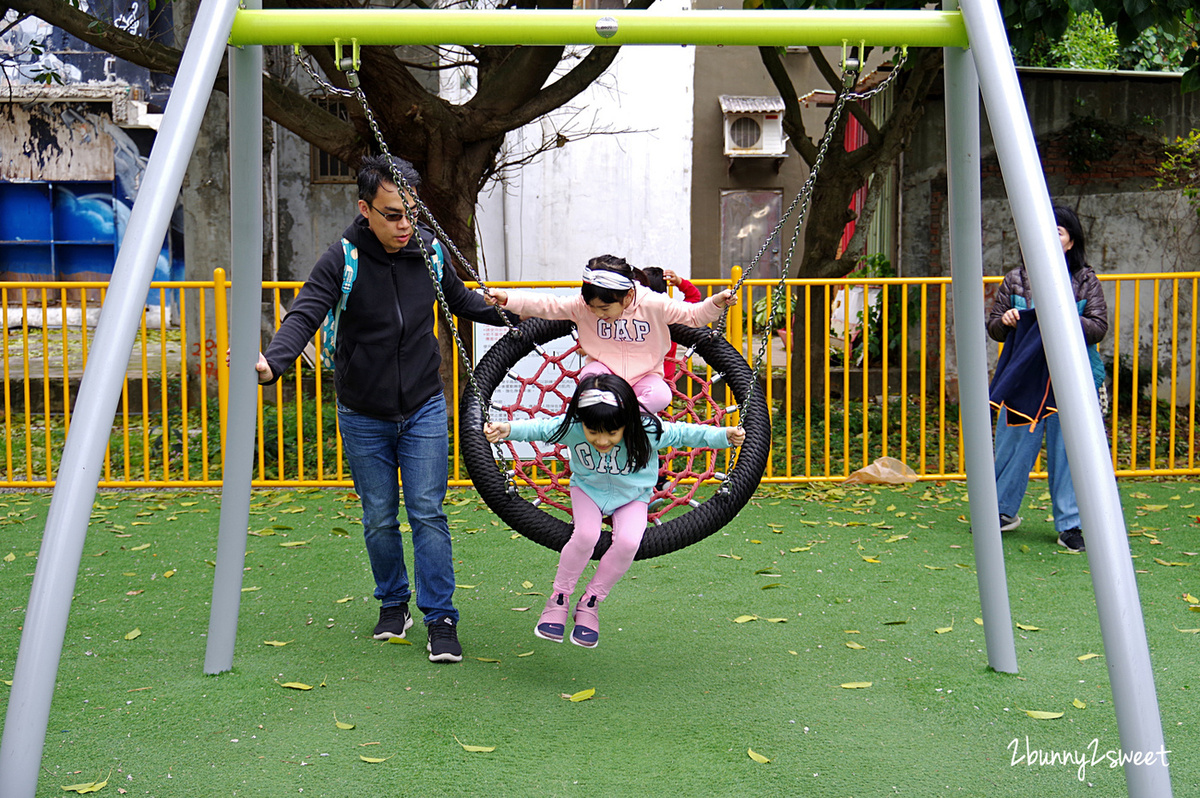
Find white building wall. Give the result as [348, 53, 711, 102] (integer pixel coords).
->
[455, 33, 695, 282]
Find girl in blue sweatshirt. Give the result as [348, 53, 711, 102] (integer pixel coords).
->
[485, 373, 745, 648]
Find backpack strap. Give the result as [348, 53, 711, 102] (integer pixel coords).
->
[430, 237, 445, 282]
[319, 238, 359, 370]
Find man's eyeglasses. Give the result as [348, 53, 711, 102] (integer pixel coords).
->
[368, 203, 413, 224]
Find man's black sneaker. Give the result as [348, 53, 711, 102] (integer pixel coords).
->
[426, 617, 463, 663]
[999, 513, 1022, 532]
[1057, 528, 1086, 552]
[372, 603, 413, 640]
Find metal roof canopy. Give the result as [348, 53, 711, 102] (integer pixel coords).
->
[227, 9, 969, 48]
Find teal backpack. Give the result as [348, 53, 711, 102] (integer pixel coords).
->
[317, 236, 445, 370]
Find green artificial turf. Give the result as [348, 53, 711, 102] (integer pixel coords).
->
[1, 479, 1197, 796]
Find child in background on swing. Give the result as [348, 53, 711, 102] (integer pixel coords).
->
[638, 267, 703, 384]
[484, 255, 735, 413]
[485, 373, 745, 648]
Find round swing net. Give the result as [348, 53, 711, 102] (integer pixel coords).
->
[488, 328, 744, 522]
[459, 317, 772, 559]
[298, 43, 907, 559]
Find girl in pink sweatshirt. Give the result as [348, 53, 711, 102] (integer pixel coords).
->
[485, 255, 736, 412]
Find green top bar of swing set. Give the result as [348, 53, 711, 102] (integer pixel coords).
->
[227, 9, 969, 49]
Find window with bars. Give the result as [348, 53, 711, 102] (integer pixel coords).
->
[309, 96, 355, 184]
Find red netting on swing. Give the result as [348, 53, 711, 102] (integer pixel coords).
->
[489, 335, 737, 524]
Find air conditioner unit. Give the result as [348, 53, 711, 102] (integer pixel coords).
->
[720, 96, 789, 158]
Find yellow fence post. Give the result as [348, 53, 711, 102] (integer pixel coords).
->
[728, 266, 744, 429]
[213, 268, 230, 459]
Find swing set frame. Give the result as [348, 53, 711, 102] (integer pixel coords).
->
[0, 5, 1174, 797]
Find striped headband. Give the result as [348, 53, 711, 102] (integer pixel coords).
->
[582, 267, 635, 291]
[578, 389, 619, 408]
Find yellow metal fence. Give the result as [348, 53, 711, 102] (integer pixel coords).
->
[1, 271, 1196, 489]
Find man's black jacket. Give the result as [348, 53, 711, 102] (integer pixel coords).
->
[263, 215, 507, 421]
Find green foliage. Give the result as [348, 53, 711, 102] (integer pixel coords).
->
[1120, 24, 1195, 72]
[1050, 11, 1120, 70]
[1002, 0, 1200, 91]
[1156, 128, 1200, 216]
[829, 254, 913, 368]
[770, 396, 959, 478]
[751, 289, 797, 333]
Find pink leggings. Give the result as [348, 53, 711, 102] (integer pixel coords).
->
[579, 361, 670, 414]
[552, 487, 648, 602]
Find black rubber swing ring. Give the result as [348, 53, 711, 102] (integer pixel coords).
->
[459, 317, 771, 560]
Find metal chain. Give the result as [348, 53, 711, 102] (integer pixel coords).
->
[295, 52, 520, 420]
[295, 44, 907, 472]
[714, 48, 909, 442]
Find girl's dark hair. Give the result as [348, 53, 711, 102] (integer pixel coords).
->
[1053, 204, 1088, 272]
[549, 373, 660, 472]
[358, 154, 422, 202]
[640, 266, 669, 294]
[580, 254, 648, 305]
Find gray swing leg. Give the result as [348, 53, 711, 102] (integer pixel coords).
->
[943, 16, 1018, 674]
[0, 1, 241, 794]
[959, 0, 1173, 794]
[204, 3, 264, 676]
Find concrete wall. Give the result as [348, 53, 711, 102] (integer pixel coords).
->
[469, 0, 695, 283]
[901, 68, 1200, 403]
[690, 25, 827, 281]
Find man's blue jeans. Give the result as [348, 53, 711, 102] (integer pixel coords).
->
[338, 395, 457, 625]
[994, 407, 1080, 533]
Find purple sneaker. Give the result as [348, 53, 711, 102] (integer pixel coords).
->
[571, 594, 600, 649]
[535, 592, 570, 642]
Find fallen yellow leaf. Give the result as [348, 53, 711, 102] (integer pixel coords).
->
[845, 641, 866, 650]
[60, 771, 111, 794]
[840, 682, 872, 689]
[129, 543, 151, 551]
[334, 714, 355, 730]
[162, 569, 175, 578]
[359, 754, 391, 763]
[521, 580, 534, 589]
[568, 688, 595, 702]
[747, 748, 770, 764]
[1024, 710, 1064, 720]
[454, 736, 496, 753]
[733, 615, 758, 623]
[263, 640, 293, 647]
[1072, 699, 1086, 709]
[1016, 623, 1040, 631]
[1077, 653, 1102, 661]
[277, 681, 313, 690]
[387, 637, 413, 645]
[3, 553, 15, 562]
[124, 628, 141, 641]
